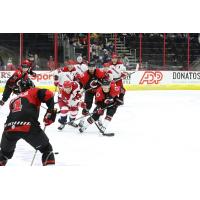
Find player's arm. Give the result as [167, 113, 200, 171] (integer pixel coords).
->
[37, 89, 57, 126]
[37, 89, 54, 109]
[0, 75, 18, 105]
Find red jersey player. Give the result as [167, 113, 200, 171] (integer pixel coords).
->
[0, 78, 57, 166]
[57, 80, 86, 130]
[0, 59, 36, 106]
[79, 79, 121, 134]
[102, 62, 113, 81]
[76, 60, 105, 127]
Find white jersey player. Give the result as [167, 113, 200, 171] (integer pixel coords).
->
[57, 80, 86, 130]
[108, 53, 127, 105]
[75, 56, 88, 75]
[54, 60, 78, 98]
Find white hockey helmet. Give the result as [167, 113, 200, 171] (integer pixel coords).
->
[77, 56, 83, 63]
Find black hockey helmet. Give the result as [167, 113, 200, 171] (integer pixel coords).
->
[101, 79, 111, 86]
[88, 60, 96, 68]
[13, 78, 34, 94]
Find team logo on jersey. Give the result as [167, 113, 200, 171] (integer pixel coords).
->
[139, 71, 163, 84]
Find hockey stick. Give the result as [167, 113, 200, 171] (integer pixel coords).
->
[30, 126, 46, 166]
[89, 113, 115, 137]
[30, 126, 59, 166]
[87, 104, 116, 136]
[61, 104, 115, 126]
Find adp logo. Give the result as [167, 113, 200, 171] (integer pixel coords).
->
[139, 71, 163, 84]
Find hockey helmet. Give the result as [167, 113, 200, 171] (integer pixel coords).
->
[63, 81, 73, 93]
[101, 79, 111, 93]
[101, 79, 111, 86]
[103, 63, 110, 68]
[14, 78, 34, 94]
[21, 59, 32, 68]
[66, 60, 76, 65]
[88, 60, 96, 68]
[111, 53, 118, 59]
[77, 56, 83, 63]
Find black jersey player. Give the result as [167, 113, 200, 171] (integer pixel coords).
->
[0, 59, 36, 106]
[0, 79, 57, 166]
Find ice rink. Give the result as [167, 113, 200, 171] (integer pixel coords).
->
[1, 90, 200, 199]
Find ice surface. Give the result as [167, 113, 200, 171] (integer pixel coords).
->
[1, 90, 200, 199]
[0, 90, 200, 167]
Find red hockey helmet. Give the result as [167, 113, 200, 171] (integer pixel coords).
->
[63, 80, 72, 88]
[66, 59, 76, 65]
[111, 53, 118, 59]
[21, 59, 32, 68]
[103, 63, 110, 68]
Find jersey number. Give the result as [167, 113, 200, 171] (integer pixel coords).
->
[12, 98, 22, 112]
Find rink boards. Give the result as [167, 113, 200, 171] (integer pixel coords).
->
[1, 70, 200, 92]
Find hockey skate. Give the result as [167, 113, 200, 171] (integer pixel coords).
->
[68, 118, 78, 128]
[58, 123, 65, 130]
[78, 119, 84, 128]
[58, 116, 67, 130]
[79, 126, 86, 133]
[97, 119, 103, 127]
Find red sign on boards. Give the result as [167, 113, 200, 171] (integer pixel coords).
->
[139, 71, 163, 84]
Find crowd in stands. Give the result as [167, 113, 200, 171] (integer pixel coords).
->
[1, 33, 200, 71]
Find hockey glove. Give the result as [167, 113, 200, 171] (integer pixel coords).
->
[73, 92, 82, 101]
[104, 97, 114, 105]
[96, 107, 104, 115]
[121, 72, 128, 78]
[115, 97, 124, 106]
[0, 100, 4, 106]
[79, 102, 87, 109]
[43, 108, 57, 126]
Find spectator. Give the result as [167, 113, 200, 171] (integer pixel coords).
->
[122, 54, 130, 68]
[5, 58, 15, 70]
[47, 56, 56, 71]
[34, 54, 40, 70]
[0, 56, 4, 70]
[102, 49, 110, 63]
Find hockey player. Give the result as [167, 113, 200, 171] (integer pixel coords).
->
[54, 59, 77, 89]
[109, 53, 127, 105]
[79, 79, 121, 134]
[75, 55, 88, 74]
[0, 59, 36, 106]
[102, 62, 113, 81]
[54, 59, 78, 107]
[57, 80, 86, 130]
[76, 60, 105, 127]
[0, 79, 57, 166]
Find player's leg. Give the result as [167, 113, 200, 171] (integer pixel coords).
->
[68, 106, 79, 127]
[79, 92, 94, 127]
[79, 107, 101, 133]
[0, 132, 20, 166]
[23, 127, 55, 166]
[100, 105, 118, 132]
[58, 100, 68, 130]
